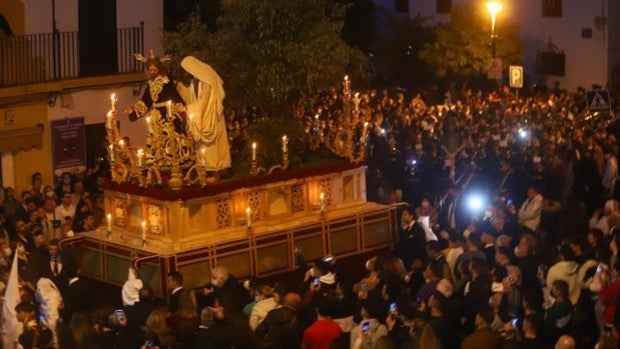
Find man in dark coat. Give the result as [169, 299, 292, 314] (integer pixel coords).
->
[209, 266, 251, 316]
[167, 271, 184, 313]
[124, 287, 158, 333]
[396, 205, 427, 269]
[61, 268, 93, 322]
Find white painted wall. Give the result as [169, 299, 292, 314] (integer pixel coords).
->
[116, 0, 164, 55]
[47, 85, 148, 148]
[21, 0, 162, 54]
[373, 0, 615, 91]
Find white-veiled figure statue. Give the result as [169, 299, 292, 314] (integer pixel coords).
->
[35, 278, 62, 335]
[177, 56, 231, 173]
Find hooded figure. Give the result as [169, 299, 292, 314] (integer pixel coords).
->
[122, 267, 143, 306]
[35, 278, 63, 333]
[178, 56, 231, 172]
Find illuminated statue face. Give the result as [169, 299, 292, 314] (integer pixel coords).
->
[147, 64, 160, 79]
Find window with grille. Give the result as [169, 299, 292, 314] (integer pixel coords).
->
[436, 0, 452, 14]
[542, 0, 562, 17]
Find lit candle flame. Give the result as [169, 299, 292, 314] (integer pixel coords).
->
[106, 214, 112, 232]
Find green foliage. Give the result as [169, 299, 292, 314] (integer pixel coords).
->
[163, 0, 371, 119]
[420, 2, 523, 78]
[163, 0, 371, 169]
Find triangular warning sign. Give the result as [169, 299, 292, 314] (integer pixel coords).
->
[590, 92, 609, 110]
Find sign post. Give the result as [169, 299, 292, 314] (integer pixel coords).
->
[586, 90, 612, 113]
[509, 65, 524, 102]
[487, 58, 503, 80]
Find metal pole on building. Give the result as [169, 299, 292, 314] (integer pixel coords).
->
[52, 0, 59, 80]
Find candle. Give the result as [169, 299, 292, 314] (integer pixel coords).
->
[251, 142, 257, 161]
[245, 207, 252, 227]
[137, 148, 144, 167]
[108, 144, 114, 162]
[106, 214, 112, 232]
[118, 139, 125, 148]
[319, 192, 325, 210]
[106, 111, 113, 129]
[110, 93, 117, 112]
[145, 116, 151, 133]
[141, 220, 147, 240]
[344, 75, 349, 82]
[166, 100, 172, 119]
[282, 135, 288, 154]
[200, 147, 206, 166]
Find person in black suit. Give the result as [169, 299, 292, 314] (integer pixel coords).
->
[438, 186, 463, 232]
[167, 271, 184, 313]
[61, 268, 93, 323]
[209, 266, 251, 316]
[124, 287, 158, 333]
[396, 205, 427, 269]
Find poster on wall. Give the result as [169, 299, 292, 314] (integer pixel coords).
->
[51, 117, 87, 177]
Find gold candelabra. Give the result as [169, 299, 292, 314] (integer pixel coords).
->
[306, 76, 369, 164]
[105, 94, 214, 189]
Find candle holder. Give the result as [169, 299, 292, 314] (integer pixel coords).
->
[282, 151, 289, 169]
[250, 158, 259, 176]
[168, 161, 183, 191]
[343, 75, 351, 100]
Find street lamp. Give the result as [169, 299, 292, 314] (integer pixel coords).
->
[486, 1, 503, 57]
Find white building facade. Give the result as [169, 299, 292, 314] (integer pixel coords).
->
[0, 0, 164, 190]
[373, 0, 620, 91]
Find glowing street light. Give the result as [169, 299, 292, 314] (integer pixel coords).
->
[486, 1, 503, 57]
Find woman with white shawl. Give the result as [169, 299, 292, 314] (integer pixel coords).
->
[177, 56, 231, 176]
[35, 278, 63, 335]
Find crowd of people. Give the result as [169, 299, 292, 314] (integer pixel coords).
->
[1, 81, 620, 349]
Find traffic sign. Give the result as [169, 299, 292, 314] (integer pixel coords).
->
[487, 58, 502, 80]
[586, 90, 612, 112]
[509, 66, 523, 88]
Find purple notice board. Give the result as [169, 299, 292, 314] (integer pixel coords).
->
[51, 117, 87, 176]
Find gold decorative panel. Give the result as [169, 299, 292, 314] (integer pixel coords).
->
[268, 191, 289, 216]
[291, 184, 305, 213]
[343, 175, 354, 201]
[147, 204, 163, 234]
[320, 179, 333, 206]
[128, 204, 142, 228]
[188, 204, 202, 230]
[246, 191, 261, 222]
[216, 198, 231, 228]
[113, 198, 127, 227]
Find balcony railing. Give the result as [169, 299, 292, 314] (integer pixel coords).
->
[0, 24, 144, 87]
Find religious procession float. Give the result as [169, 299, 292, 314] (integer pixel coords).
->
[67, 51, 397, 297]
